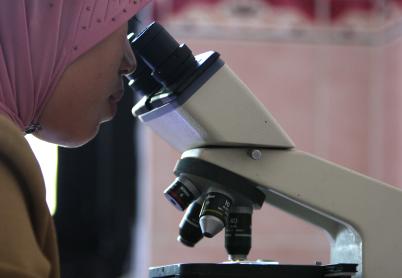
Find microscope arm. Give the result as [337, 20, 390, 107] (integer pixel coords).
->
[180, 147, 402, 278]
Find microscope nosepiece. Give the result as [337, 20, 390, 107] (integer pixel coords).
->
[164, 176, 201, 211]
[199, 192, 232, 238]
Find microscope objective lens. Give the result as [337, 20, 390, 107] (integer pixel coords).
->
[164, 176, 201, 211]
[225, 212, 252, 259]
[199, 192, 233, 238]
[178, 200, 204, 247]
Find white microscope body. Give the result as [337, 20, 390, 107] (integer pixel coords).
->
[130, 22, 402, 278]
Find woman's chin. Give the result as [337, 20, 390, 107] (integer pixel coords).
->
[57, 136, 94, 148]
[34, 124, 100, 148]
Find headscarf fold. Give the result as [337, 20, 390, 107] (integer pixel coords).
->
[0, 0, 151, 131]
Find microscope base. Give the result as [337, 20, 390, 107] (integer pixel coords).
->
[149, 263, 357, 278]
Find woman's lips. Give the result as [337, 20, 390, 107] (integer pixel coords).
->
[107, 89, 124, 118]
[109, 89, 124, 103]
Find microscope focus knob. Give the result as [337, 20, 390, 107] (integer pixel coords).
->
[199, 192, 233, 238]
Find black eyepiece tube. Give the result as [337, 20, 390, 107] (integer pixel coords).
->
[127, 41, 163, 97]
[131, 22, 198, 90]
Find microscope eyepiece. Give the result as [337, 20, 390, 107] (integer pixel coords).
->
[177, 200, 204, 247]
[127, 40, 163, 97]
[164, 176, 201, 211]
[199, 192, 233, 238]
[131, 22, 198, 90]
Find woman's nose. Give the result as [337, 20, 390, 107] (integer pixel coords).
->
[120, 40, 137, 76]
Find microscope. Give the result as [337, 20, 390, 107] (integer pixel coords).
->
[128, 22, 402, 278]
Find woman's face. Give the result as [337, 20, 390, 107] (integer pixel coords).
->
[35, 23, 136, 147]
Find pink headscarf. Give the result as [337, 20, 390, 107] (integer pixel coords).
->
[0, 0, 151, 132]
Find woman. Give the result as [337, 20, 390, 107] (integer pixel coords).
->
[0, 0, 150, 277]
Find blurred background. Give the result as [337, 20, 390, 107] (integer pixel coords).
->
[27, 0, 402, 277]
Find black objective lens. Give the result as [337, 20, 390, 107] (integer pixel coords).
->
[177, 200, 204, 247]
[199, 192, 232, 238]
[225, 211, 252, 260]
[131, 22, 198, 90]
[128, 40, 162, 97]
[164, 176, 201, 211]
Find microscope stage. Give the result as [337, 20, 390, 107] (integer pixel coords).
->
[149, 263, 358, 278]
